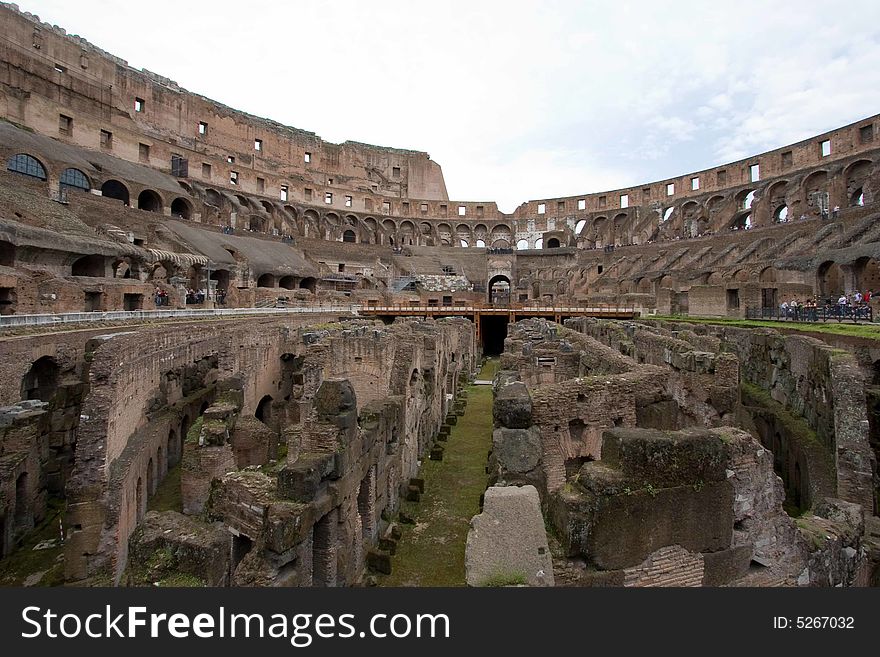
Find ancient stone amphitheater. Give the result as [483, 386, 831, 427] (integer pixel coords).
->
[0, 3, 877, 587]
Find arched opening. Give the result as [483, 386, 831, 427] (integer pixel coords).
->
[535, 238, 543, 249]
[14, 472, 29, 526]
[205, 188, 223, 208]
[662, 207, 674, 223]
[546, 237, 561, 248]
[516, 239, 529, 250]
[459, 239, 469, 248]
[817, 260, 843, 298]
[170, 197, 192, 219]
[774, 205, 789, 222]
[854, 256, 880, 292]
[0, 240, 14, 267]
[488, 274, 511, 305]
[475, 239, 486, 248]
[6, 153, 46, 180]
[255, 394, 273, 427]
[279, 275, 296, 290]
[101, 179, 130, 205]
[851, 189, 865, 207]
[575, 219, 587, 235]
[342, 229, 356, 243]
[248, 215, 266, 232]
[136, 477, 144, 522]
[210, 270, 230, 302]
[147, 457, 155, 496]
[257, 273, 276, 288]
[21, 356, 59, 402]
[299, 277, 317, 293]
[730, 213, 752, 231]
[260, 200, 274, 215]
[137, 189, 163, 213]
[167, 428, 180, 469]
[71, 254, 105, 277]
[59, 167, 90, 192]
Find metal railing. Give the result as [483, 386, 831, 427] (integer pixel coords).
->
[0, 304, 361, 328]
[362, 303, 638, 314]
[745, 304, 874, 323]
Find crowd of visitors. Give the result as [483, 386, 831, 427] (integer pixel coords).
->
[778, 290, 873, 321]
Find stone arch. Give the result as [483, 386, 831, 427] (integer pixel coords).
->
[101, 179, 130, 205]
[71, 254, 106, 277]
[342, 229, 357, 243]
[21, 355, 60, 401]
[279, 276, 296, 290]
[255, 394, 273, 427]
[205, 188, 223, 208]
[575, 219, 587, 235]
[734, 189, 756, 211]
[817, 260, 843, 297]
[299, 277, 317, 293]
[516, 239, 529, 250]
[759, 267, 778, 283]
[170, 197, 193, 219]
[488, 274, 511, 304]
[547, 237, 561, 248]
[257, 273, 276, 288]
[706, 194, 725, 214]
[802, 170, 829, 201]
[137, 189, 163, 213]
[845, 159, 872, 207]
[260, 200, 275, 215]
[635, 277, 652, 293]
[303, 209, 320, 237]
[732, 269, 750, 283]
[854, 256, 880, 292]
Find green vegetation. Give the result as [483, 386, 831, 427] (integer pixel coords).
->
[479, 571, 527, 587]
[378, 359, 496, 586]
[740, 382, 825, 451]
[478, 357, 501, 380]
[0, 499, 66, 587]
[147, 464, 183, 513]
[650, 315, 880, 341]
[185, 416, 204, 443]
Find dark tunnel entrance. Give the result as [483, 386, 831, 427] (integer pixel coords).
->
[480, 315, 509, 356]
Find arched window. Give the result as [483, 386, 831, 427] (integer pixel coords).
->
[516, 239, 529, 250]
[343, 230, 356, 243]
[7, 154, 46, 180]
[60, 168, 90, 191]
[535, 238, 544, 249]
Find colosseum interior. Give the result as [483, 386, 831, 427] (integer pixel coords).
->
[1, 2, 879, 588]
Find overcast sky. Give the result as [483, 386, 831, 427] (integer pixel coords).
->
[25, 0, 880, 211]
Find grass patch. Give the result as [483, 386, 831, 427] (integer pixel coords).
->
[479, 571, 527, 587]
[0, 498, 66, 586]
[378, 359, 497, 586]
[478, 358, 500, 380]
[147, 464, 183, 513]
[650, 315, 880, 341]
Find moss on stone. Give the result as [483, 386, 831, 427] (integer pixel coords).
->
[185, 416, 204, 443]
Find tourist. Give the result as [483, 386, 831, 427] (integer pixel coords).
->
[832, 205, 840, 220]
[780, 300, 789, 319]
